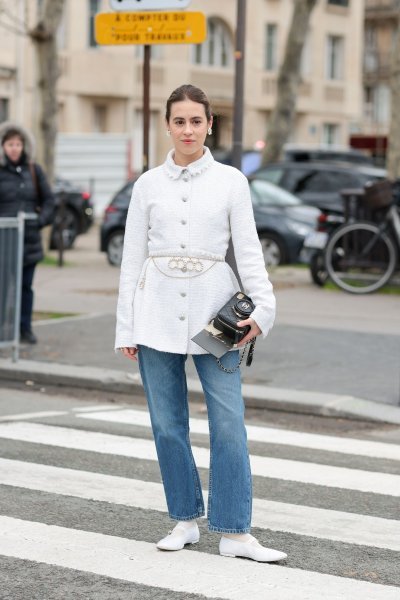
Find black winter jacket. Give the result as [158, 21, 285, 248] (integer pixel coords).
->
[0, 123, 55, 266]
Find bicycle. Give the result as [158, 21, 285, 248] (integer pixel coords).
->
[324, 180, 400, 294]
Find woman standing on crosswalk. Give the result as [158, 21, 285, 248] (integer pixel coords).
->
[116, 84, 286, 563]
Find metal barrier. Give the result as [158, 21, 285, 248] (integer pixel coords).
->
[0, 213, 25, 362]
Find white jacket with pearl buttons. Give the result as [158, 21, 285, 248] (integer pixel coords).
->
[115, 147, 276, 354]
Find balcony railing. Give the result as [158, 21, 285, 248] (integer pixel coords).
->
[365, 0, 400, 18]
[364, 50, 392, 78]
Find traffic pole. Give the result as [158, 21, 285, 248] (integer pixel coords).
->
[142, 44, 151, 173]
[232, 0, 246, 171]
[226, 0, 246, 288]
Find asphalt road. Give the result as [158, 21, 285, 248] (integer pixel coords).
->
[0, 385, 399, 599]
[10, 313, 400, 406]
[7, 224, 398, 407]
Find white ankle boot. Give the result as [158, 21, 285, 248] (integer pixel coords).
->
[157, 522, 200, 551]
[219, 535, 287, 562]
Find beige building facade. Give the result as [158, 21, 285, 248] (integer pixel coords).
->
[357, 0, 399, 162]
[0, 0, 364, 174]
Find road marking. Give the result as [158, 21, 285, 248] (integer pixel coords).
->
[0, 422, 399, 496]
[0, 517, 399, 600]
[1, 458, 399, 550]
[78, 408, 400, 461]
[0, 411, 67, 422]
[72, 405, 124, 413]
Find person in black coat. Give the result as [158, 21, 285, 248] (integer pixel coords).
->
[0, 122, 55, 344]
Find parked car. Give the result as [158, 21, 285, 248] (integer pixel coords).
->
[283, 145, 374, 165]
[211, 148, 262, 176]
[100, 177, 319, 267]
[249, 179, 320, 265]
[250, 161, 386, 212]
[49, 178, 94, 250]
[100, 179, 133, 266]
[212, 145, 374, 177]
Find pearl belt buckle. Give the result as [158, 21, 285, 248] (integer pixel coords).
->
[168, 256, 204, 273]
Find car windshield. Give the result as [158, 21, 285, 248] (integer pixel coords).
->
[250, 179, 301, 207]
[252, 167, 284, 185]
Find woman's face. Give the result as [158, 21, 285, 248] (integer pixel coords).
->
[3, 136, 24, 163]
[167, 99, 212, 165]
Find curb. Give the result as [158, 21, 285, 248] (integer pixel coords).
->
[1, 358, 400, 425]
[0, 359, 400, 425]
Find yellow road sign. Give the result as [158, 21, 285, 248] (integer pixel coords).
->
[95, 11, 207, 45]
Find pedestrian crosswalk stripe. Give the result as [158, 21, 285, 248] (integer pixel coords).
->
[0, 422, 399, 496]
[0, 516, 398, 600]
[1, 458, 399, 550]
[78, 408, 400, 461]
[0, 410, 67, 422]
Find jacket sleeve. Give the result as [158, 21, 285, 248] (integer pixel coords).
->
[115, 178, 149, 350]
[35, 164, 55, 228]
[229, 171, 276, 336]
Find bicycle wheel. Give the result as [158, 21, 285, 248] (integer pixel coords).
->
[325, 221, 397, 294]
[310, 251, 328, 287]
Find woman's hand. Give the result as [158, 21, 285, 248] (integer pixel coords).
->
[121, 347, 139, 361]
[236, 318, 262, 347]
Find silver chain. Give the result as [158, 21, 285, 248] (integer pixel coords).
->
[215, 340, 252, 373]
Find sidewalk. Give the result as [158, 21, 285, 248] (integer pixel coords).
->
[1, 226, 399, 424]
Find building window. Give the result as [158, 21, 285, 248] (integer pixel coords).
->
[327, 0, 349, 6]
[93, 104, 107, 132]
[326, 35, 344, 80]
[265, 24, 278, 71]
[88, 0, 100, 48]
[0, 98, 9, 123]
[322, 123, 340, 145]
[373, 84, 391, 125]
[192, 18, 233, 68]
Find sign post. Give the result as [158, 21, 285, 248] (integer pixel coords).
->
[96, 9, 206, 173]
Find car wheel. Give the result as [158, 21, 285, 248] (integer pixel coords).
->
[107, 230, 125, 266]
[50, 207, 79, 250]
[259, 233, 287, 267]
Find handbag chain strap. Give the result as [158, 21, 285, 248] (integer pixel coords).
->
[215, 337, 256, 374]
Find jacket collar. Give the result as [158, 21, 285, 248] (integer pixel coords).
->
[163, 146, 214, 180]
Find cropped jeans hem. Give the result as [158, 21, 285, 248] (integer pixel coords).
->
[208, 525, 251, 534]
[170, 511, 205, 521]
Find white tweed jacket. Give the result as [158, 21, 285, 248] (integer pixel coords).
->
[115, 147, 276, 354]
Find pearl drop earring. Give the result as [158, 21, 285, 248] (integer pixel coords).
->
[166, 130, 171, 137]
[207, 127, 212, 136]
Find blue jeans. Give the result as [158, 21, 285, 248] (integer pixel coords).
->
[138, 345, 252, 533]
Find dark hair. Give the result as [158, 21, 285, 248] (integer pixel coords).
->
[2, 129, 24, 146]
[165, 84, 212, 122]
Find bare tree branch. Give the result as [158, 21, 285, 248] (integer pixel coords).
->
[28, 0, 66, 183]
[261, 0, 318, 165]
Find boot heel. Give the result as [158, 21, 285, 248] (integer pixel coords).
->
[220, 552, 236, 557]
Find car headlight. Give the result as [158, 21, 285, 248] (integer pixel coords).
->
[287, 222, 313, 237]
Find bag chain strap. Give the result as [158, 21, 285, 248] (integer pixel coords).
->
[215, 338, 256, 374]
